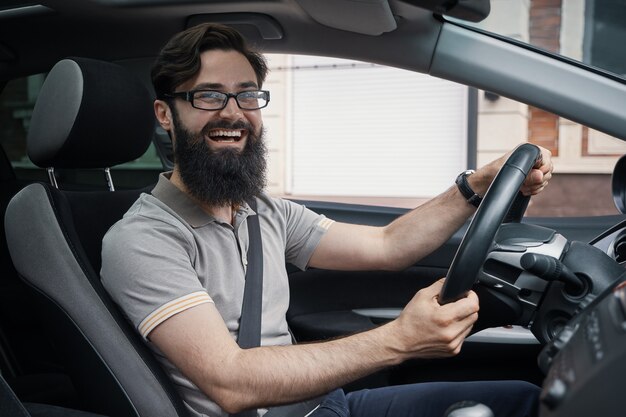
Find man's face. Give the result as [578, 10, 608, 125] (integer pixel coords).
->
[157, 49, 267, 206]
[169, 49, 264, 152]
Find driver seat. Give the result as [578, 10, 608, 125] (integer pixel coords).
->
[4, 57, 189, 417]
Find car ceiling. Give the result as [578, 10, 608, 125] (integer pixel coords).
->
[0, 0, 444, 81]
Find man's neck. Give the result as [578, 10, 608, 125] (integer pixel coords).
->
[170, 169, 235, 224]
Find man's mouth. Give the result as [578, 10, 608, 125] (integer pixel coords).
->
[207, 129, 245, 143]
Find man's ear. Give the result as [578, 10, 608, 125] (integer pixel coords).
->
[154, 100, 173, 131]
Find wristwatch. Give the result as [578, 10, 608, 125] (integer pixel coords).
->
[455, 169, 482, 208]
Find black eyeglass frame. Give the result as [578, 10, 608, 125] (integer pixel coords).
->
[162, 89, 270, 111]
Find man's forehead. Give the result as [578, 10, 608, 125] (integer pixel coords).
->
[192, 80, 258, 90]
[181, 49, 258, 90]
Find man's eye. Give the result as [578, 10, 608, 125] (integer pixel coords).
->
[195, 92, 223, 101]
[238, 91, 262, 103]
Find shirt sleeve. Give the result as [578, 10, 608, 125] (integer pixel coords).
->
[270, 197, 334, 270]
[101, 210, 212, 339]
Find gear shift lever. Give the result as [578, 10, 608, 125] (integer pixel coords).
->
[444, 401, 494, 417]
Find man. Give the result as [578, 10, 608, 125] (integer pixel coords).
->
[101, 23, 552, 417]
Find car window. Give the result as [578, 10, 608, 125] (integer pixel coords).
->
[262, 54, 471, 208]
[0, 74, 163, 189]
[453, 0, 626, 81]
[263, 54, 622, 218]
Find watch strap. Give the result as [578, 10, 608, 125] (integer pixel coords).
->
[455, 170, 482, 208]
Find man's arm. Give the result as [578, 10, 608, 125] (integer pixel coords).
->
[308, 147, 553, 271]
[149, 279, 478, 414]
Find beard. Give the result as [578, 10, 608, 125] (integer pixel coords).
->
[171, 115, 267, 207]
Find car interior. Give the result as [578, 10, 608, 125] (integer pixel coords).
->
[0, 1, 626, 417]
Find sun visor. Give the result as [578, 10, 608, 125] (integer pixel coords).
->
[296, 0, 397, 36]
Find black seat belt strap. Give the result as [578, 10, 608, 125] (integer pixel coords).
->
[237, 197, 263, 349]
[232, 198, 264, 417]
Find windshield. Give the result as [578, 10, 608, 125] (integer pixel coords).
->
[454, 0, 626, 81]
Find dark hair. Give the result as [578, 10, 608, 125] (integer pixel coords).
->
[151, 23, 269, 99]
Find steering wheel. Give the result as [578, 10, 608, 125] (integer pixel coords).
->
[439, 143, 542, 304]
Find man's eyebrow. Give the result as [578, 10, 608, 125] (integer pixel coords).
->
[194, 81, 259, 90]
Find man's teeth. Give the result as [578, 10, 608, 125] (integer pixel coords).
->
[209, 130, 242, 142]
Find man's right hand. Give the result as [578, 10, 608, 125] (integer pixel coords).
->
[391, 278, 479, 359]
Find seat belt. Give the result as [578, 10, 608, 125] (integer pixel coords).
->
[232, 198, 264, 417]
[237, 197, 264, 350]
[233, 198, 324, 417]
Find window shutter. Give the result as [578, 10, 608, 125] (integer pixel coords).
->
[288, 55, 468, 198]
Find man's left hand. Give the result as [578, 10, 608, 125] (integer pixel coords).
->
[520, 146, 553, 196]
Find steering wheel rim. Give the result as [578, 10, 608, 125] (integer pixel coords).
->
[439, 143, 542, 304]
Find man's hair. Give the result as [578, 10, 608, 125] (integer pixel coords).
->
[151, 23, 269, 99]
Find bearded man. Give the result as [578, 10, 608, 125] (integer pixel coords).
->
[101, 23, 552, 417]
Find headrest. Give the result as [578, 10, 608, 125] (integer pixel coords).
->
[27, 57, 155, 169]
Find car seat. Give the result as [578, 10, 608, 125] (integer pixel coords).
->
[4, 57, 189, 417]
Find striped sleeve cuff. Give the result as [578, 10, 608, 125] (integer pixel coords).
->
[318, 217, 334, 231]
[138, 291, 213, 338]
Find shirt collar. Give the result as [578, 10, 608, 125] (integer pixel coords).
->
[151, 172, 253, 228]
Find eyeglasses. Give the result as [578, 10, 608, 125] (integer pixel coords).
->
[163, 89, 270, 111]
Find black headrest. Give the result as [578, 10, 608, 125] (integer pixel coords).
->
[27, 57, 155, 169]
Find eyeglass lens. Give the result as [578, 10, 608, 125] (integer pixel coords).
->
[193, 91, 268, 110]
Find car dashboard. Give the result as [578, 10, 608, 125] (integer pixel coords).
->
[537, 272, 626, 416]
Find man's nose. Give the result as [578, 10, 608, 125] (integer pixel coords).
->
[218, 96, 243, 119]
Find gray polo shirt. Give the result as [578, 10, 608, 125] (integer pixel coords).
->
[101, 172, 333, 417]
